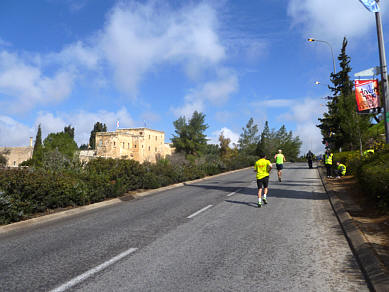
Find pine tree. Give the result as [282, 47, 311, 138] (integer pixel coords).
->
[172, 111, 208, 155]
[256, 122, 301, 160]
[256, 121, 270, 156]
[238, 118, 259, 154]
[317, 37, 371, 151]
[64, 125, 75, 139]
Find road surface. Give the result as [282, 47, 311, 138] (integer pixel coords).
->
[0, 163, 369, 291]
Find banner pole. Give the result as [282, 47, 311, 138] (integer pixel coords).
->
[375, 2, 389, 143]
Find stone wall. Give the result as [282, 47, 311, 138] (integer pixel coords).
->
[0, 147, 33, 167]
[95, 128, 173, 163]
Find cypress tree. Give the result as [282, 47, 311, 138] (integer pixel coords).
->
[89, 122, 107, 149]
[32, 124, 44, 166]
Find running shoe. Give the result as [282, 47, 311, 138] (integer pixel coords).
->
[263, 198, 267, 204]
[257, 202, 262, 208]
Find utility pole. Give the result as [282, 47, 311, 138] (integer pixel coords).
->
[375, 0, 389, 143]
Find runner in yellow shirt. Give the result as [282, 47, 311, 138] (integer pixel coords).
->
[254, 153, 272, 208]
[274, 149, 286, 182]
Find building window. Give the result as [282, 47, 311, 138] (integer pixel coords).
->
[149, 135, 151, 139]
[114, 142, 116, 146]
[99, 140, 103, 146]
[128, 143, 130, 149]
[13, 161, 16, 166]
[134, 144, 137, 148]
[148, 146, 150, 151]
[155, 136, 157, 141]
[155, 147, 157, 152]
[140, 132, 143, 135]
[122, 142, 125, 148]
[142, 145, 144, 148]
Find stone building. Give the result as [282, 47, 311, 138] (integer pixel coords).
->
[92, 128, 173, 163]
[0, 138, 33, 167]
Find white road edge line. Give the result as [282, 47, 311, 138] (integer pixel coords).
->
[49, 247, 138, 292]
[227, 188, 242, 197]
[187, 205, 213, 219]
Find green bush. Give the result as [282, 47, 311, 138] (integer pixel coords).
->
[333, 151, 361, 175]
[355, 148, 389, 208]
[0, 153, 257, 225]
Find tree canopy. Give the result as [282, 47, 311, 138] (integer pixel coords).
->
[317, 37, 371, 152]
[238, 118, 259, 155]
[44, 132, 78, 159]
[89, 122, 107, 149]
[31, 124, 44, 166]
[255, 121, 301, 160]
[172, 111, 208, 155]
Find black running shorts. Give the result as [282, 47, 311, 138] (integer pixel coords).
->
[257, 176, 269, 189]
[276, 163, 283, 170]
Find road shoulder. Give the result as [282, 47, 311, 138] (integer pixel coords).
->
[318, 166, 389, 292]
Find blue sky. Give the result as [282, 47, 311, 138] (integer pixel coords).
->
[0, 0, 388, 154]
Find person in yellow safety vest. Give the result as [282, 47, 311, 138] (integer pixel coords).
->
[274, 149, 286, 182]
[363, 149, 374, 156]
[335, 162, 346, 178]
[254, 152, 272, 208]
[324, 150, 333, 178]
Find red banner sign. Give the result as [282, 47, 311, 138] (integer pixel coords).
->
[355, 79, 380, 112]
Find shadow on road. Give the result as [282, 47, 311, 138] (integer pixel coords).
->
[188, 183, 328, 201]
[224, 200, 258, 208]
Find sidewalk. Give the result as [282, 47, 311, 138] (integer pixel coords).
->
[318, 166, 389, 292]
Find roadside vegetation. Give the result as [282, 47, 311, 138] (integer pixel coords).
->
[317, 37, 389, 210]
[0, 111, 301, 225]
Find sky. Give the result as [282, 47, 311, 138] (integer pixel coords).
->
[0, 0, 388, 155]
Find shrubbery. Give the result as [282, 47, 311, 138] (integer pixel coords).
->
[355, 147, 389, 208]
[0, 154, 256, 225]
[332, 146, 389, 209]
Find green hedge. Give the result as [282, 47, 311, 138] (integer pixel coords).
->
[355, 148, 389, 208]
[332, 151, 361, 175]
[332, 146, 389, 209]
[0, 154, 257, 225]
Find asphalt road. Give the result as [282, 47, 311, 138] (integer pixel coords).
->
[0, 163, 369, 291]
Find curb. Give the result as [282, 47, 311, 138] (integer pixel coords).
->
[317, 166, 389, 292]
[0, 167, 251, 235]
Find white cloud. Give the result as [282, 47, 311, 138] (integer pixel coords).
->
[208, 127, 240, 146]
[171, 99, 205, 119]
[35, 108, 135, 146]
[277, 97, 326, 155]
[172, 69, 238, 118]
[0, 116, 35, 147]
[0, 51, 74, 113]
[288, 0, 389, 43]
[295, 123, 324, 155]
[49, 41, 100, 70]
[0, 108, 135, 147]
[99, 1, 225, 96]
[0, 1, 227, 113]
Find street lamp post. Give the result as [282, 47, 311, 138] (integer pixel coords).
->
[308, 38, 337, 75]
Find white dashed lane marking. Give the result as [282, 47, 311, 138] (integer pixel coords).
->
[187, 205, 213, 219]
[50, 248, 138, 292]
